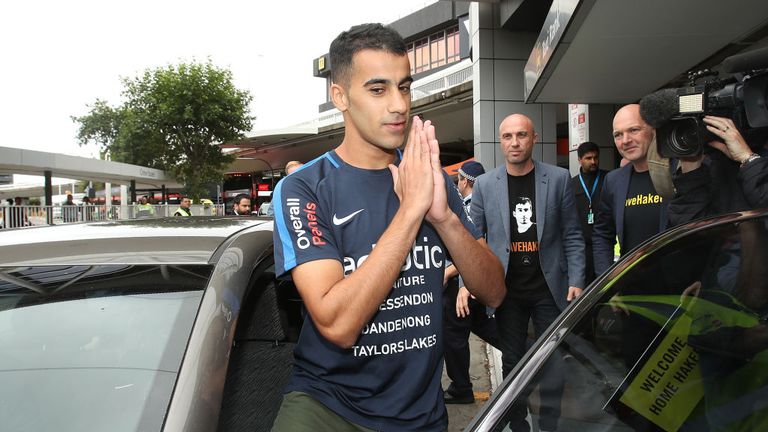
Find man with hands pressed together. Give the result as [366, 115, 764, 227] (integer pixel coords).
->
[271, 23, 505, 432]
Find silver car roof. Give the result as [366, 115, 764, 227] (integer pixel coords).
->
[0, 217, 272, 266]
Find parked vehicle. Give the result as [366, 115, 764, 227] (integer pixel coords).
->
[468, 209, 768, 431]
[257, 201, 271, 216]
[3, 210, 766, 431]
[0, 217, 302, 432]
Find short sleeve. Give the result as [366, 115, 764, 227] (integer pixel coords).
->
[272, 175, 340, 278]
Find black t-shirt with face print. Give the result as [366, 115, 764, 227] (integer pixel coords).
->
[506, 169, 549, 300]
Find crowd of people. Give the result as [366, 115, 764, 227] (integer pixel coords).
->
[0, 197, 31, 228]
[4, 18, 763, 432]
[268, 22, 768, 432]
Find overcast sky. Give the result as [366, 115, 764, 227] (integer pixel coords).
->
[0, 0, 437, 160]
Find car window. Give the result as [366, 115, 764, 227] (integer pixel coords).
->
[0, 264, 212, 432]
[491, 217, 768, 431]
[259, 201, 271, 216]
[218, 260, 303, 432]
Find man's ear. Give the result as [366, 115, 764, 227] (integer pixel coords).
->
[331, 83, 348, 112]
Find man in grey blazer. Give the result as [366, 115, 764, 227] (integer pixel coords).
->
[471, 113, 585, 432]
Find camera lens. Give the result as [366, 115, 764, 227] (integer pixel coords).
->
[665, 117, 703, 157]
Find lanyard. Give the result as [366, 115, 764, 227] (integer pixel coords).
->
[578, 171, 601, 208]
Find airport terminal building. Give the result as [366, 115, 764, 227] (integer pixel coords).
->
[229, 0, 768, 186]
[4, 1, 768, 209]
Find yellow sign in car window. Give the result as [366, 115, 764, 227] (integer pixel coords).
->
[619, 313, 704, 432]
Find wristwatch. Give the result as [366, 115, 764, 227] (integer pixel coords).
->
[740, 153, 761, 168]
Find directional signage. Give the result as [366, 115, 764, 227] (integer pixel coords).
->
[523, 0, 581, 102]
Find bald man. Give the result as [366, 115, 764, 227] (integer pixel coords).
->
[470, 113, 584, 432]
[266, 161, 303, 217]
[592, 104, 669, 275]
[285, 160, 303, 175]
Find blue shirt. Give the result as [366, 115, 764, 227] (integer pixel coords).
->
[272, 150, 480, 431]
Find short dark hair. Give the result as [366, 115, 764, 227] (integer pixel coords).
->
[233, 193, 250, 206]
[514, 196, 532, 208]
[577, 141, 600, 158]
[329, 23, 407, 86]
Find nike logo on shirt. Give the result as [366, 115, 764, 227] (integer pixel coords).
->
[333, 209, 364, 226]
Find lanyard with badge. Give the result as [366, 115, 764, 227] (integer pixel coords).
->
[578, 171, 601, 224]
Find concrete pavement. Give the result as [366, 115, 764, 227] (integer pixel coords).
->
[442, 333, 500, 431]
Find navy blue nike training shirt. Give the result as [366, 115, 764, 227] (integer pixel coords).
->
[272, 150, 480, 431]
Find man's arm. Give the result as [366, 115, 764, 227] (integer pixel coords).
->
[592, 175, 617, 276]
[289, 117, 434, 349]
[740, 157, 768, 208]
[559, 174, 585, 300]
[469, 177, 487, 235]
[422, 129, 505, 308]
[443, 264, 459, 287]
[704, 114, 768, 208]
[291, 207, 427, 348]
[432, 218, 505, 308]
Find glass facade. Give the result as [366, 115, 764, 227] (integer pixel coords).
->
[407, 25, 460, 75]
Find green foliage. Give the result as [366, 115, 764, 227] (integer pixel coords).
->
[75, 180, 105, 196]
[73, 60, 254, 199]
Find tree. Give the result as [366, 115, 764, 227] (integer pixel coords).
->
[73, 60, 253, 199]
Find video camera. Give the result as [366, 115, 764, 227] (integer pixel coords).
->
[640, 46, 768, 158]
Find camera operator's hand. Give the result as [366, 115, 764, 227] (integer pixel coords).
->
[704, 115, 753, 163]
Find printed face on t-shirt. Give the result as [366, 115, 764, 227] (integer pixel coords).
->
[513, 200, 533, 232]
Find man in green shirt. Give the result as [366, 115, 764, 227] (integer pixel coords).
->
[135, 196, 156, 218]
[174, 197, 192, 217]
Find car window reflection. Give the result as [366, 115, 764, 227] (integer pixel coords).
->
[0, 264, 213, 432]
[496, 217, 768, 431]
[0, 264, 211, 311]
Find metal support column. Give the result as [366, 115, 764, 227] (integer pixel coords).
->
[44, 170, 53, 225]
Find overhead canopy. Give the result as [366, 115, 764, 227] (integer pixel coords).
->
[0, 146, 181, 199]
[220, 125, 319, 150]
[222, 60, 476, 173]
[0, 146, 175, 185]
[523, 0, 768, 103]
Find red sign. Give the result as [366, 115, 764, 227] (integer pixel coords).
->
[257, 184, 271, 192]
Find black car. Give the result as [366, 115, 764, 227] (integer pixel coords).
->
[3, 211, 767, 432]
[468, 209, 768, 431]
